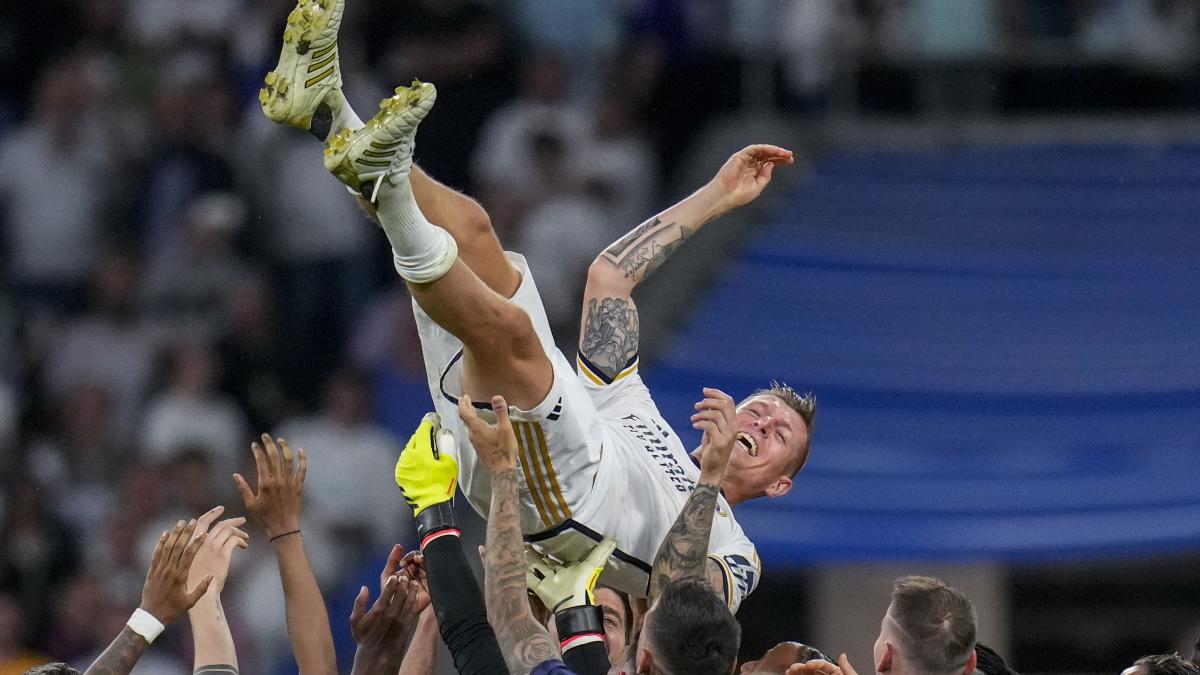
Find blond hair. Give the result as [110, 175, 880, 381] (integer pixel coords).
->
[745, 380, 816, 475]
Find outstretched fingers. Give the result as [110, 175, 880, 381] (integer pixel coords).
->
[260, 434, 283, 477]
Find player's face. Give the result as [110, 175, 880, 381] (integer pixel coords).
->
[728, 394, 807, 493]
[595, 587, 629, 664]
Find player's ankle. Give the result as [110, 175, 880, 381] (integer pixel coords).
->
[311, 90, 362, 144]
[392, 229, 457, 284]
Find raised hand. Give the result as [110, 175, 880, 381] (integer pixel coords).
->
[140, 520, 212, 625]
[380, 543, 431, 600]
[187, 506, 249, 596]
[349, 572, 430, 674]
[691, 387, 738, 482]
[233, 434, 308, 539]
[458, 395, 518, 475]
[710, 144, 795, 210]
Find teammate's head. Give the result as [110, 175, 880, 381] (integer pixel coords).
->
[1123, 655, 1200, 675]
[720, 382, 815, 502]
[874, 576, 977, 675]
[638, 578, 740, 675]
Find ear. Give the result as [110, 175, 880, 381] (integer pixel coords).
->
[637, 648, 653, 674]
[765, 475, 793, 498]
[962, 648, 978, 675]
[878, 642, 894, 673]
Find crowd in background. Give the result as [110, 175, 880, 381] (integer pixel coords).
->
[1, 0, 1199, 672]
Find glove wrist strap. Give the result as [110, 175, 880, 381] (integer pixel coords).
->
[416, 502, 457, 542]
[554, 605, 603, 640]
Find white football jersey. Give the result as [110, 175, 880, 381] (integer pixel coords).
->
[412, 254, 761, 611]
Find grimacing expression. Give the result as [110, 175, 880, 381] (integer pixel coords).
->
[728, 394, 808, 487]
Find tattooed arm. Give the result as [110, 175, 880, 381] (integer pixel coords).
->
[649, 389, 739, 601]
[86, 520, 213, 675]
[459, 395, 561, 675]
[84, 628, 151, 675]
[580, 145, 793, 380]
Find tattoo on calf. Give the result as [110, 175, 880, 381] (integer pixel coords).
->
[580, 297, 639, 380]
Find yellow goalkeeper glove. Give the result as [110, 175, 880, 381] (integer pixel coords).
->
[395, 412, 458, 517]
[525, 537, 617, 612]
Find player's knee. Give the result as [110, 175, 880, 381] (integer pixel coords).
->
[460, 200, 495, 250]
[475, 301, 540, 360]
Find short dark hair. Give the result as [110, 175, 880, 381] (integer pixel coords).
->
[646, 578, 740, 674]
[1132, 654, 1200, 675]
[745, 381, 816, 475]
[890, 576, 977, 675]
[23, 664, 82, 675]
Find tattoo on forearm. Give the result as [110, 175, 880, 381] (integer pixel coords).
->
[194, 666, 239, 675]
[601, 217, 695, 282]
[649, 483, 721, 599]
[486, 469, 559, 673]
[84, 627, 149, 675]
[580, 297, 639, 379]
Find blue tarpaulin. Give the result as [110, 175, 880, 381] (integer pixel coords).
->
[642, 144, 1200, 565]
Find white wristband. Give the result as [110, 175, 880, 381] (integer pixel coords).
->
[127, 608, 165, 643]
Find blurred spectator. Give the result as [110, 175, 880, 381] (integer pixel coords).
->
[275, 368, 408, 555]
[236, 117, 375, 397]
[1076, 0, 1200, 68]
[0, 483, 79, 649]
[511, 0, 622, 96]
[140, 53, 239, 260]
[514, 185, 614, 335]
[26, 385, 121, 536]
[0, 0, 82, 128]
[0, 54, 120, 312]
[346, 288, 431, 442]
[364, 0, 518, 189]
[42, 251, 164, 442]
[776, 0, 861, 110]
[84, 513, 151, 607]
[0, 592, 47, 675]
[472, 52, 592, 236]
[125, 0, 239, 52]
[143, 191, 252, 329]
[584, 94, 658, 229]
[140, 339, 247, 475]
[217, 274, 292, 432]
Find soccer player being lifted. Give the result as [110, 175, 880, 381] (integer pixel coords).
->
[259, 0, 814, 612]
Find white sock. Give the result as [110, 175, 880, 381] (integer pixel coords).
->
[320, 90, 364, 143]
[375, 175, 457, 283]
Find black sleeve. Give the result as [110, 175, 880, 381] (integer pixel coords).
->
[555, 606, 610, 675]
[417, 506, 508, 675]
